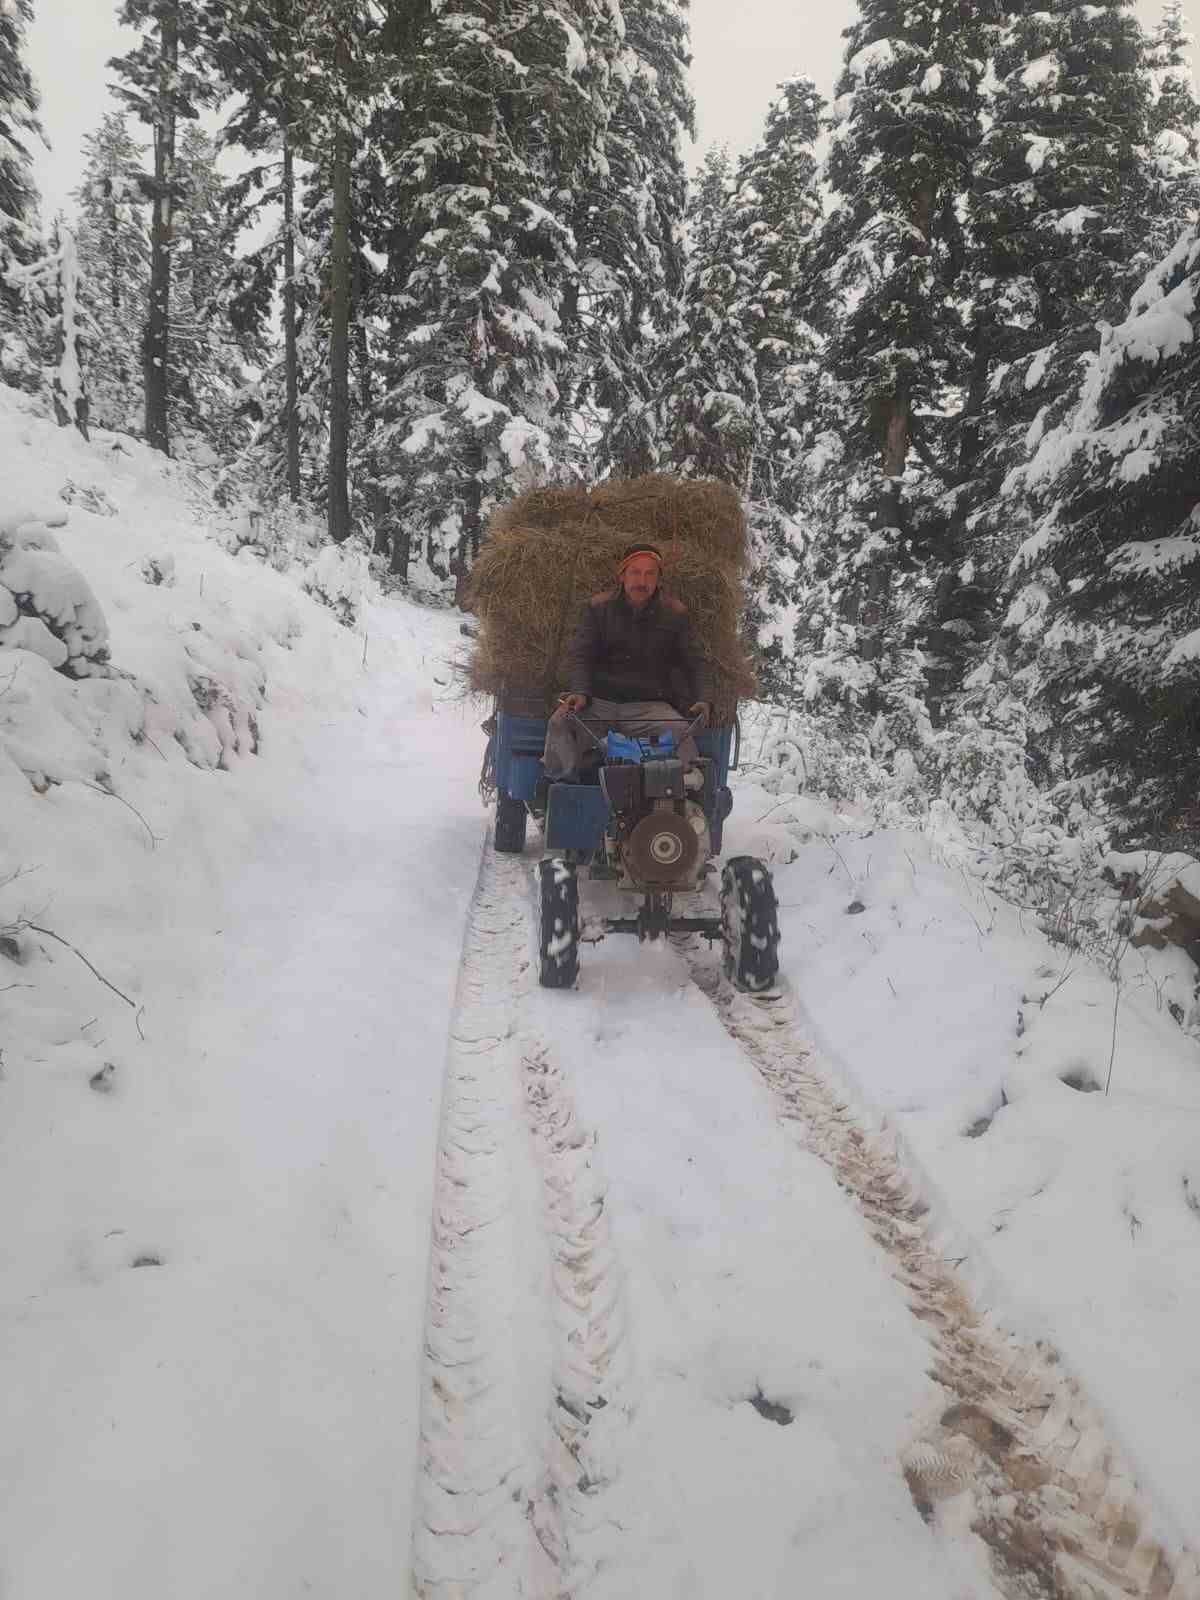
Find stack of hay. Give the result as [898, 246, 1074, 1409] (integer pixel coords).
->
[467, 475, 757, 723]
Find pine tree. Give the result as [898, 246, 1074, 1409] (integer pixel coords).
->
[74, 111, 150, 431]
[820, 0, 989, 508]
[2, 214, 91, 426]
[46, 223, 90, 437]
[726, 80, 825, 694]
[374, 0, 619, 591]
[291, 0, 373, 544]
[797, 0, 993, 728]
[0, 0, 43, 383]
[171, 124, 258, 455]
[1005, 225, 1200, 842]
[973, 1, 1153, 372]
[1145, 0, 1200, 243]
[111, 0, 221, 453]
[239, 237, 330, 505]
[958, 1, 1158, 685]
[1148, 0, 1200, 159]
[731, 78, 823, 505]
[644, 146, 761, 487]
[203, 0, 309, 499]
[570, 0, 693, 473]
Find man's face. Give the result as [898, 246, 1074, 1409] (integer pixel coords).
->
[622, 556, 661, 609]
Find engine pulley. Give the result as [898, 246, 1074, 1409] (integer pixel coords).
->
[626, 809, 700, 884]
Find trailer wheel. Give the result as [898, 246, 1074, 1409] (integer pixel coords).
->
[538, 859, 579, 988]
[494, 792, 528, 854]
[720, 855, 780, 993]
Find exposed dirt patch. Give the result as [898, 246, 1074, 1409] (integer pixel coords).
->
[747, 1388, 794, 1426]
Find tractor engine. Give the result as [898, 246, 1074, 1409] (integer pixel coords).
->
[599, 753, 712, 891]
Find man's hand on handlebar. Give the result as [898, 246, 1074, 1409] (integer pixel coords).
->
[553, 692, 588, 722]
[688, 701, 712, 728]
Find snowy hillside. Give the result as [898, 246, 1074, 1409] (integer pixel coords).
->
[2, 390, 1200, 1598]
[0, 388, 485, 1593]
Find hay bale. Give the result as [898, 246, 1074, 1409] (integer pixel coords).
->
[586, 475, 747, 568]
[486, 475, 746, 567]
[489, 484, 591, 536]
[468, 514, 757, 723]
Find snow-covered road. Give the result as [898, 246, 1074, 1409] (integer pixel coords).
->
[414, 846, 982, 1599]
[3, 401, 1199, 1598]
[5, 640, 1198, 1596]
[413, 839, 1199, 1600]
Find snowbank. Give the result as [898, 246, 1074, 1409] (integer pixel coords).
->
[724, 763, 1200, 1544]
[0, 387, 485, 1597]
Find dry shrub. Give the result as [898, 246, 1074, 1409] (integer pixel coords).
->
[468, 502, 757, 723]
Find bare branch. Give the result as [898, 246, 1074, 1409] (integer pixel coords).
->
[82, 782, 160, 849]
[26, 923, 137, 1009]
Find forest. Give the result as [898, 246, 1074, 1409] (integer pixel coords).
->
[3, 0, 1200, 850]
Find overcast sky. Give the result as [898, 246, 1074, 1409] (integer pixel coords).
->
[24, 0, 1200, 221]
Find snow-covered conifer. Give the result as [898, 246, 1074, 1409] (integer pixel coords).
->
[73, 112, 150, 432]
[169, 124, 258, 457]
[1147, 1, 1200, 161]
[1, 215, 91, 428]
[1144, 0, 1200, 237]
[0, 0, 43, 383]
[202, 0, 308, 499]
[1006, 225, 1200, 841]
[819, 0, 988, 503]
[48, 224, 89, 437]
[797, 0, 992, 727]
[291, 0, 380, 544]
[572, 0, 693, 471]
[732, 76, 823, 512]
[973, 1, 1154, 370]
[637, 147, 761, 487]
[955, 1, 1159, 696]
[726, 78, 825, 690]
[374, 0, 620, 591]
[111, 0, 221, 453]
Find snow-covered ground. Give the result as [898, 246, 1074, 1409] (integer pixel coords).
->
[726, 778, 1200, 1548]
[2, 391, 1198, 1597]
[0, 393, 483, 1594]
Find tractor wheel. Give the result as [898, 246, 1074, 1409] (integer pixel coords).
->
[720, 855, 780, 993]
[494, 792, 528, 854]
[538, 859, 580, 989]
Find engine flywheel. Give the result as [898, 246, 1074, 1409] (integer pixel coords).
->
[626, 810, 700, 884]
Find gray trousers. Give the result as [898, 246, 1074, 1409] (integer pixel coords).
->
[542, 698, 700, 780]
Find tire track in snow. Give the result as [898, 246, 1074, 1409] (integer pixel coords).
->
[520, 1044, 633, 1587]
[412, 843, 630, 1598]
[412, 840, 551, 1598]
[683, 949, 1200, 1600]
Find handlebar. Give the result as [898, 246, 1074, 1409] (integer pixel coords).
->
[565, 707, 708, 752]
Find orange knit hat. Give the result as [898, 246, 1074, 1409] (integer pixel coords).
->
[617, 544, 664, 575]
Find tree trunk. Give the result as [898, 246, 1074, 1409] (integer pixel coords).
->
[282, 129, 301, 502]
[144, 5, 178, 455]
[463, 437, 484, 562]
[958, 308, 993, 478]
[882, 389, 909, 483]
[327, 116, 353, 544]
[351, 211, 371, 415]
[390, 518, 411, 580]
[108, 191, 120, 312]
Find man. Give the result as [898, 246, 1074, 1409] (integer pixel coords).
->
[542, 543, 713, 780]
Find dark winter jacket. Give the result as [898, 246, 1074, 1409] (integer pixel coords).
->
[565, 588, 713, 708]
